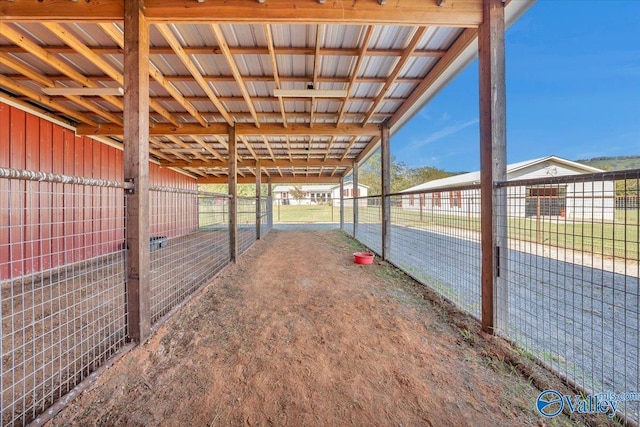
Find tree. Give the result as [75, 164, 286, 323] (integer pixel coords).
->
[289, 186, 306, 201]
[354, 149, 453, 195]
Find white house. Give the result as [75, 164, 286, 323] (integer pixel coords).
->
[401, 156, 615, 221]
[273, 183, 368, 206]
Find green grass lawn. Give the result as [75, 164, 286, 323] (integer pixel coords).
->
[273, 203, 339, 223]
[270, 203, 639, 261]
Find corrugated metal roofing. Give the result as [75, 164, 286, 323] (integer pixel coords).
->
[0, 1, 534, 184]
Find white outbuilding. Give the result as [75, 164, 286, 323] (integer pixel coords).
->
[401, 156, 615, 220]
[273, 182, 368, 206]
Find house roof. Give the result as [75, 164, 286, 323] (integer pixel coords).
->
[0, 0, 534, 185]
[402, 156, 604, 192]
[273, 183, 367, 193]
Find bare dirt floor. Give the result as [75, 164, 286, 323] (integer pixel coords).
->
[50, 230, 611, 427]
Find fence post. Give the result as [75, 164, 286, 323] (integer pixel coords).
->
[339, 178, 344, 230]
[228, 125, 238, 263]
[267, 178, 273, 231]
[123, 0, 151, 344]
[479, 0, 508, 334]
[256, 159, 261, 240]
[381, 122, 391, 260]
[353, 161, 359, 238]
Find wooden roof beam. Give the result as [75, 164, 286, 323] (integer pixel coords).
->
[210, 24, 260, 127]
[76, 122, 381, 137]
[98, 22, 209, 128]
[309, 24, 324, 129]
[0, 22, 125, 113]
[190, 135, 227, 162]
[0, 74, 98, 126]
[41, 22, 180, 127]
[2, 0, 482, 26]
[0, 44, 447, 58]
[362, 26, 427, 125]
[336, 25, 374, 126]
[198, 175, 342, 185]
[263, 24, 288, 128]
[0, 52, 123, 125]
[155, 23, 234, 126]
[161, 158, 352, 168]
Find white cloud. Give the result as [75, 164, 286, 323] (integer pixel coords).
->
[409, 118, 479, 149]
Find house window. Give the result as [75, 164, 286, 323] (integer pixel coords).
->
[432, 192, 441, 207]
[450, 190, 462, 208]
[409, 195, 415, 206]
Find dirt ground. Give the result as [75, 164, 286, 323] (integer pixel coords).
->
[49, 230, 602, 426]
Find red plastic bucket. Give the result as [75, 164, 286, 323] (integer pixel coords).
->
[354, 252, 374, 265]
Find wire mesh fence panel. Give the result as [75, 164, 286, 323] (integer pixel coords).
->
[387, 190, 482, 318]
[354, 197, 382, 255]
[342, 199, 354, 237]
[149, 188, 230, 324]
[1, 170, 128, 427]
[500, 171, 639, 424]
[271, 198, 339, 224]
[238, 197, 257, 256]
[260, 196, 272, 236]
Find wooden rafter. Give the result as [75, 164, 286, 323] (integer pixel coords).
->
[0, 52, 122, 125]
[362, 26, 428, 125]
[155, 23, 233, 126]
[165, 135, 209, 162]
[336, 25, 374, 126]
[389, 28, 478, 128]
[262, 136, 276, 161]
[190, 135, 226, 162]
[41, 22, 180, 127]
[263, 24, 287, 128]
[238, 135, 258, 161]
[340, 136, 360, 161]
[323, 136, 337, 160]
[98, 22, 209, 128]
[210, 24, 260, 127]
[309, 24, 323, 128]
[0, 22, 125, 113]
[0, 74, 98, 126]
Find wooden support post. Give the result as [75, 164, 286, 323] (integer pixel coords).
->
[256, 160, 261, 240]
[479, 0, 508, 334]
[228, 125, 238, 263]
[339, 178, 344, 230]
[267, 178, 273, 230]
[123, 0, 150, 344]
[352, 161, 359, 238]
[381, 122, 391, 260]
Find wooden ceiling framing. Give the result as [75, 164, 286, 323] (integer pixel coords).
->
[0, 0, 525, 184]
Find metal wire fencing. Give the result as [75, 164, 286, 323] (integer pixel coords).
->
[149, 187, 231, 323]
[387, 188, 482, 318]
[238, 197, 258, 255]
[1, 168, 129, 427]
[348, 170, 639, 425]
[500, 170, 639, 423]
[354, 196, 382, 255]
[260, 196, 272, 236]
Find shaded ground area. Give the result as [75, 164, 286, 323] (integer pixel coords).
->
[51, 230, 591, 426]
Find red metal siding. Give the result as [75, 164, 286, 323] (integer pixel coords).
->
[0, 103, 198, 280]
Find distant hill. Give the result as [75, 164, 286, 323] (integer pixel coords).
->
[575, 155, 640, 171]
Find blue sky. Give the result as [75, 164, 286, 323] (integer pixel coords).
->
[392, 0, 640, 173]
